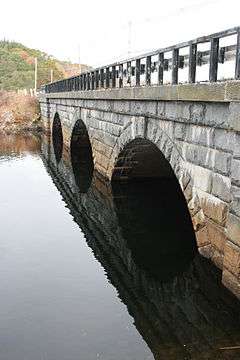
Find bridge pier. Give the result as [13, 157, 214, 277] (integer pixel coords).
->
[39, 82, 240, 298]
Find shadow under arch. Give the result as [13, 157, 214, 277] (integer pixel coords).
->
[52, 113, 63, 164]
[70, 119, 94, 193]
[112, 138, 197, 281]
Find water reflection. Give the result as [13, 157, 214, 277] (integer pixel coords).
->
[0, 132, 41, 158]
[42, 135, 240, 360]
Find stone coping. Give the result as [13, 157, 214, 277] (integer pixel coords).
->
[38, 81, 240, 103]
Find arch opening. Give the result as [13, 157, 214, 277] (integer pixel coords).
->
[112, 138, 175, 181]
[112, 138, 197, 280]
[70, 119, 94, 193]
[52, 113, 63, 163]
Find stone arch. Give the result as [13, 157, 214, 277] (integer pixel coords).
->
[52, 112, 63, 163]
[108, 116, 192, 198]
[108, 115, 204, 248]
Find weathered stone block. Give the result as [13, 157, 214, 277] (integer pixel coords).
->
[189, 103, 205, 123]
[212, 173, 232, 203]
[130, 101, 157, 116]
[92, 139, 112, 159]
[182, 143, 216, 170]
[228, 102, 240, 132]
[184, 182, 193, 203]
[186, 125, 214, 147]
[195, 224, 210, 247]
[188, 193, 201, 216]
[231, 186, 240, 217]
[214, 129, 235, 153]
[198, 244, 213, 259]
[185, 163, 212, 193]
[227, 213, 240, 247]
[156, 101, 165, 116]
[231, 159, 240, 186]
[131, 116, 146, 138]
[205, 103, 229, 128]
[112, 100, 130, 113]
[207, 221, 227, 254]
[174, 123, 186, 140]
[164, 101, 190, 122]
[158, 120, 174, 138]
[146, 118, 158, 142]
[223, 241, 240, 277]
[200, 194, 228, 226]
[233, 133, 240, 159]
[211, 249, 223, 269]
[214, 151, 231, 176]
[226, 83, 240, 101]
[178, 83, 225, 102]
[192, 209, 206, 231]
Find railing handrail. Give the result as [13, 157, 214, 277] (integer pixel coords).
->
[43, 26, 240, 93]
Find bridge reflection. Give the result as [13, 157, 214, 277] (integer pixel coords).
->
[41, 134, 240, 360]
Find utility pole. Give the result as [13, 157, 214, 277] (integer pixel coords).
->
[50, 69, 53, 83]
[34, 57, 38, 94]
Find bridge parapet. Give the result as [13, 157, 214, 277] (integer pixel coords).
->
[42, 27, 240, 93]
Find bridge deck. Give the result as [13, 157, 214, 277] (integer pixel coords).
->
[40, 81, 240, 103]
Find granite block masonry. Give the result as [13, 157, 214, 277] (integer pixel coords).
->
[39, 81, 240, 299]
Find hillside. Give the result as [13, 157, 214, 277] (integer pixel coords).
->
[0, 40, 91, 91]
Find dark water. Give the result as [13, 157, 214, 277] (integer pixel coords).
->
[0, 133, 240, 360]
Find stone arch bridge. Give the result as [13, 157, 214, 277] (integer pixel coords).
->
[39, 27, 240, 298]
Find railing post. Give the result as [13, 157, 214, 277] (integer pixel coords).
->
[75, 76, 79, 91]
[79, 75, 83, 90]
[235, 29, 240, 79]
[95, 70, 99, 89]
[106, 67, 110, 88]
[172, 49, 179, 84]
[119, 64, 123, 88]
[112, 66, 116, 88]
[86, 73, 90, 90]
[188, 44, 197, 83]
[209, 38, 219, 82]
[127, 61, 131, 86]
[158, 53, 164, 85]
[83, 74, 87, 90]
[100, 69, 104, 88]
[146, 56, 151, 85]
[91, 72, 95, 89]
[135, 59, 141, 86]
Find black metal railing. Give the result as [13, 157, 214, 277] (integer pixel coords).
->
[44, 26, 240, 93]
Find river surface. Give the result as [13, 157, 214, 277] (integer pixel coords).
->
[0, 133, 240, 360]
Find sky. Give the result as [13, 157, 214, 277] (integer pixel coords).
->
[1, 0, 240, 67]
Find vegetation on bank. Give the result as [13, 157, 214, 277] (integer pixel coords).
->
[0, 40, 90, 91]
[0, 91, 40, 133]
[0, 40, 91, 132]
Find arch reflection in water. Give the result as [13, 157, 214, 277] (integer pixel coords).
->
[70, 119, 94, 193]
[112, 178, 197, 281]
[52, 113, 63, 163]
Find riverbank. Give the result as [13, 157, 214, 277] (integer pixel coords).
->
[0, 91, 42, 133]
